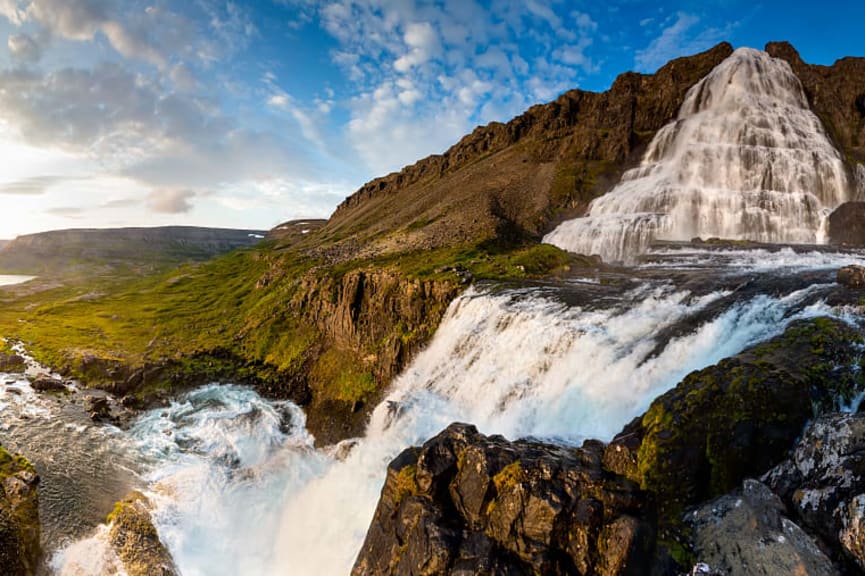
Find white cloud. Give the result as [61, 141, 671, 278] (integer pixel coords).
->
[7, 32, 41, 62]
[635, 12, 734, 72]
[147, 188, 196, 214]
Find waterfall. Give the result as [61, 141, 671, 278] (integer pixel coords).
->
[544, 47, 851, 263]
[46, 249, 864, 576]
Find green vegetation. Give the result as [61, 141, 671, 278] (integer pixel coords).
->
[392, 464, 419, 505]
[0, 445, 35, 478]
[492, 460, 524, 492]
[0, 236, 585, 418]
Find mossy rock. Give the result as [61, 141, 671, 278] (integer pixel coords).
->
[0, 445, 40, 576]
[612, 316, 865, 540]
[108, 491, 178, 576]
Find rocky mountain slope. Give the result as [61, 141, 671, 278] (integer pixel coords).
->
[0, 226, 266, 276]
[312, 43, 734, 263]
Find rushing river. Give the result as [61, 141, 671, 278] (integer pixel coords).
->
[1, 245, 863, 575]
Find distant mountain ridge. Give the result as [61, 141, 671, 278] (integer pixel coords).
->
[0, 226, 266, 275]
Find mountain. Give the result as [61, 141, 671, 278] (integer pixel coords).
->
[0, 226, 267, 276]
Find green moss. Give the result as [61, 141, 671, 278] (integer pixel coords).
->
[393, 464, 419, 505]
[0, 445, 35, 477]
[492, 460, 524, 492]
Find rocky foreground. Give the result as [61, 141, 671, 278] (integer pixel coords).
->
[354, 316, 865, 575]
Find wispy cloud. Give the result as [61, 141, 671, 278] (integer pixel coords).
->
[635, 12, 737, 72]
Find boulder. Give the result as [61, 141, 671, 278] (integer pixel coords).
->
[107, 491, 178, 576]
[0, 352, 25, 373]
[687, 479, 838, 575]
[828, 203, 865, 246]
[838, 265, 865, 288]
[0, 445, 40, 576]
[30, 376, 67, 393]
[84, 395, 117, 424]
[353, 423, 655, 576]
[764, 413, 865, 569]
[604, 317, 865, 542]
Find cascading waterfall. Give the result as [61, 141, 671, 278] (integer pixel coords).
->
[544, 47, 852, 263]
[44, 249, 865, 576]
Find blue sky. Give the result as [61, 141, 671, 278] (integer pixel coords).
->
[0, 0, 862, 237]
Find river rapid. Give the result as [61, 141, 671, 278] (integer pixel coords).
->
[2, 243, 865, 576]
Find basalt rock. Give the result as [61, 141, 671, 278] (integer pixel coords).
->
[0, 352, 25, 373]
[763, 413, 865, 570]
[353, 423, 655, 576]
[0, 445, 40, 576]
[30, 375, 67, 393]
[838, 265, 865, 288]
[686, 479, 838, 575]
[829, 203, 865, 246]
[604, 316, 865, 541]
[107, 491, 178, 576]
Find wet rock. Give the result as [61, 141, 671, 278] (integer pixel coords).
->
[764, 413, 865, 569]
[605, 316, 865, 539]
[84, 395, 117, 424]
[30, 375, 67, 393]
[828, 203, 865, 246]
[687, 479, 838, 575]
[0, 445, 40, 576]
[838, 265, 865, 288]
[0, 353, 26, 373]
[107, 491, 178, 576]
[353, 423, 655, 576]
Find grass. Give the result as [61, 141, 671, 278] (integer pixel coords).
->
[0, 238, 586, 410]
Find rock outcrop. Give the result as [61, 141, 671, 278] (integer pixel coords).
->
[687, 479, 838, 576]
[604, 317, 864, 538]
[838, 265, 865, 288]
[829, 203, 865, 245]
[292, 269, 461, 444]
[353, 423, 655, 576]
[0, 352, 25, 373]
[107, 491, 178, 576]
[0, 445, 40, 576]
[764, 413, 865, 570]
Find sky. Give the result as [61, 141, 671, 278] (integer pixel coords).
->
[0, 1, 862, 238]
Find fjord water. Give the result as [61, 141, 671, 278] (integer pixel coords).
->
[40, 246, 865, 575]
[545, 47, 852, 263]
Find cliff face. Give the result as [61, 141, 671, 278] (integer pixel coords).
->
[290, 269, 460, 444]
[319, 43, 734, 262]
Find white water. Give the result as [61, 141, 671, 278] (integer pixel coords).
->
[0, 274, 36, 286]
[545, 47, 852, 263]
[50, 264, 849, 575]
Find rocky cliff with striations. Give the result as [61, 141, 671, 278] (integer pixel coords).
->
[319, 43, 734, 262]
